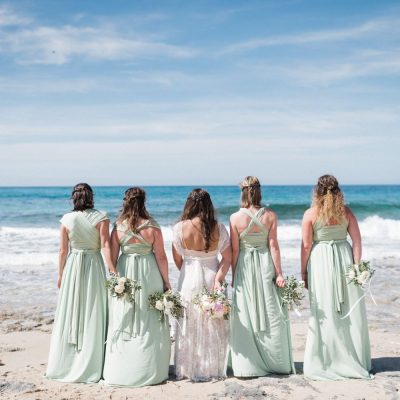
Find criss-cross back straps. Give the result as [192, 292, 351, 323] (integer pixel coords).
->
[239, 208, 268, 236]
[117, 219, 159, 246]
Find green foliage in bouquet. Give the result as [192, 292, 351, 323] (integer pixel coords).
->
[279, 276, 305, 310]
[148, 290, 185, 321]
[346, 260, 375, 286]
[105, 274, 141, 303]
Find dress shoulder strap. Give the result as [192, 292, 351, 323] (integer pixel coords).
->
[116, 220, 150, 246]
[239, 207, 267, 235]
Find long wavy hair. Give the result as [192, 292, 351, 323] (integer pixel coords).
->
[71, 183, 94, 211]
[180, 188, 217, 252]
[240, 176, 262, 208]
[120, 187, 151, 233]
[312, 175, 346, 224]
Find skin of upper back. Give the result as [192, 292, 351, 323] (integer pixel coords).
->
[181, 218, 220, 252]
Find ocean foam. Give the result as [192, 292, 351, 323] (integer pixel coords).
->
[1, 216, 399, 269]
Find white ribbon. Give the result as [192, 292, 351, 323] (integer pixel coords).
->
[340, 275, 377, 320]
[293, 307, 302, 317]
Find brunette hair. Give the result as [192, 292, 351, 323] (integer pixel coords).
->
[240, 176, 262, 208]
[180, 188, 217, 252]
[312, 174, 346, 224]
[71, 183, 94, 211]
[120, 187, 151, 233]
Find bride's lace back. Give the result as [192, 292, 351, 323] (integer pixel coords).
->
[172, 221, 230, 381]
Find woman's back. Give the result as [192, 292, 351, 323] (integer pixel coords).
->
[313, 218, 348, 241]
[61, 209, 107, 250]
[115, 219, 158, 255]
[173, 220, 228, 260]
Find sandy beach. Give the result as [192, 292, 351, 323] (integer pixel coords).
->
[1, 303, 399, 400]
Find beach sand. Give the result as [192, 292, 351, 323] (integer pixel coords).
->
[1, 309, 399, 400]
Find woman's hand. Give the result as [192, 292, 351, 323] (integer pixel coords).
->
[163, 281, 172, 291]
[275, 274, 285, 288]
[213, 280, 222, 291]
[302, 272, 308, 290]
[57, 275, 62, 289]
[109, 266, 118, 275]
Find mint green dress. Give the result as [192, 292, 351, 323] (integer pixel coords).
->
[103, 220, 171, 387]
[46, 209, 108, 383]
[230, 208, 295, 376]
[304, 219, 371, 380]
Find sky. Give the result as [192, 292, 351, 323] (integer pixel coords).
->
[0, 0, 399, 185]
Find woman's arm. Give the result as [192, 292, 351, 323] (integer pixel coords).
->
[153, 228, 171, 290]
[99, 220, 117, 274]
[110, 227, 120, 270]
[229, 217, 240, 287]
[214, 245, 232, 290]
[58, 224, 69, 288]
[301, 210, 313, 289]
[172, 244, 183, 270]
[268, 211, 285, 288]
[346, 207, 362, 263]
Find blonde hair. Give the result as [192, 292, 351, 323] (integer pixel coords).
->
[240, 176, 262, 208]
[312, 175, 346, 224]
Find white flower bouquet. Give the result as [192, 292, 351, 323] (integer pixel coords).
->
[105, 274, 141, 303]
[148, 290, 185, 321]
[279, 276, 305, 311]
[192, 282, 231, 320]
[347, 260, 375, 287]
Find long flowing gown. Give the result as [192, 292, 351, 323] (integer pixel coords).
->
[103, 219, 171, 387]
[303, 219, 372, 380]
[46, 209, 108, 383]
[173, 221, 230, 381]
[230, 208, 295, 377]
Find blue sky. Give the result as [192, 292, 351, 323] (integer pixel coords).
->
[1, 0, 399, 185]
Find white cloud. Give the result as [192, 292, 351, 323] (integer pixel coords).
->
[222, 16, 400, 54]
[0, 99, 398, 145]
[244, 48, 400, 84]
[0, 5, 31, 26]
[0, 8, 197, 64]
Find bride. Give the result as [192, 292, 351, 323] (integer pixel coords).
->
[172, 188, 232, 381]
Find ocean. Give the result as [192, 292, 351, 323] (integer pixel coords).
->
[1, 185, 399, 329]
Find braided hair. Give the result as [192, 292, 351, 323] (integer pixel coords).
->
[71, 183, 94, 211]
[120, 187, 151, 233]
[240, 176, 262, 208]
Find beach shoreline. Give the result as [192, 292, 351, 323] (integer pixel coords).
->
[1, 309, 399, 400]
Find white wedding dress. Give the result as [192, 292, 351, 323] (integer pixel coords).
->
[173, 221, 230, 381]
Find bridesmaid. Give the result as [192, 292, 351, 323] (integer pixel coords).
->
[229, 176, 295, 377]
[46, 183, 116, 382]
[301, 175, 371, 380]
[103, 187, 171, 387]
[172, 188, 232, 381]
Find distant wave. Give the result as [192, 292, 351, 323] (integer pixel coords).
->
[1, 215, 400, 244]
[216, 203, 400, 221]
[1, 215, 399, 268]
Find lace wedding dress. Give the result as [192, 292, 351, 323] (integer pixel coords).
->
[173, 221, 230, 381]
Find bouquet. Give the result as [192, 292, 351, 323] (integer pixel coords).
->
[192, 282, 231, 320]
[279, 276, 305, 311]
[346, 260, 375, 287]
[148, 290, 185, 321]
[105, 274, 141, 303]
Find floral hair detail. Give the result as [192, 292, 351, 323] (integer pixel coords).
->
[191, 191, 207, 202]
